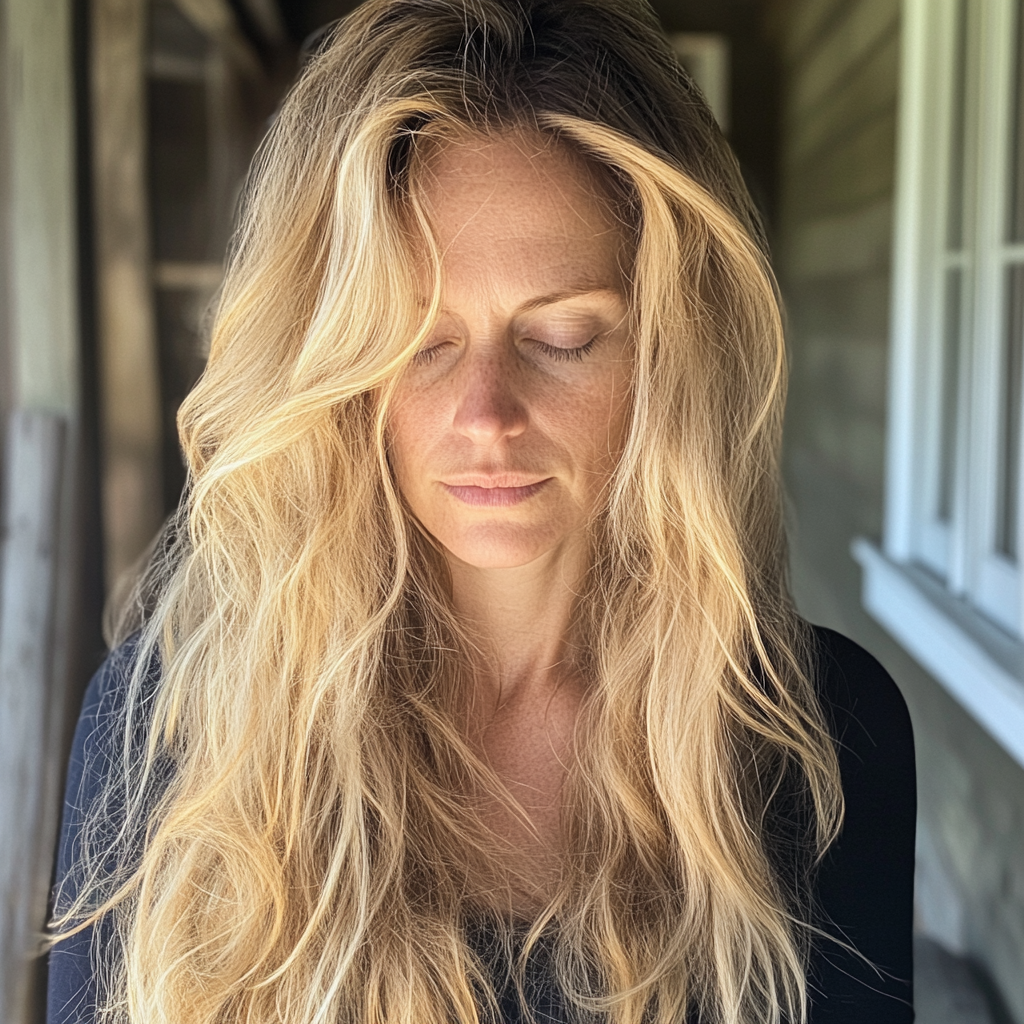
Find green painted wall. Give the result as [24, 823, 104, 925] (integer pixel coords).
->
[770, 0, 1024, 1018]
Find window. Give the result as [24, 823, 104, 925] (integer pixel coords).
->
[856, 0, 1024, 767]
[892, 0, 1024, 635]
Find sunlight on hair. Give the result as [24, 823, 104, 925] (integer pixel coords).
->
[48, 3, 843, 1023]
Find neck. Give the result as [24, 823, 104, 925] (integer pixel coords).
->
[446, 537, 588, 709]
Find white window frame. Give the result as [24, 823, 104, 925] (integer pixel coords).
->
[856, 0, 1024, 769]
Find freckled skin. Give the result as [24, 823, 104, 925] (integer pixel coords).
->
[387, 136, 633, 570]
[386, 135, 633, 897]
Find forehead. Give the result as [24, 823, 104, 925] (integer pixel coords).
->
[409, 130, 628, 294]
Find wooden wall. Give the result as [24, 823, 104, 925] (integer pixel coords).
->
[768, 0, 1024, 1018]
[0, 2, 286, 1019]
[0, 0, 100, 1020]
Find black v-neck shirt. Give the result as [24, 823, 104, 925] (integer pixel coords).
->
[47, 625, 916, 1023]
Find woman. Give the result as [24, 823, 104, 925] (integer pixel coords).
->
[47, 1, 916, 1022]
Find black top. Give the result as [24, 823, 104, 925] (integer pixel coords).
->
[47, 625, 916, 1023]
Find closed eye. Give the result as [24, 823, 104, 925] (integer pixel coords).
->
[531, 337, 599, 362]
[412, 341, 453, 365]
[413, 337, 600, 365]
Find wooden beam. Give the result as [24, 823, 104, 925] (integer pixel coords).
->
[92, 0, 165, 589]
[237, 0, 287, 47]
[171, 0, 265, 80]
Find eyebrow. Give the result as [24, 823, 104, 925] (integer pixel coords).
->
[416, 286, 628, 317]
[513, 286, 627, 314]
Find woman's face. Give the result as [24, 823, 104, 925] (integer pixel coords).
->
[387, 133, 633, 570]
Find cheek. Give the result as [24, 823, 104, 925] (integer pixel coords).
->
[386, 394, 427, 489]
[556, 371, 631, 467]
[386, 387, 451, 495]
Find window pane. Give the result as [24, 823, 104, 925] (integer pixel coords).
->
[997, 265, 1024, 559]
[948, 0, 970, 249]
[1009, 0, 1024, 241]
[939, 268, 963, 522]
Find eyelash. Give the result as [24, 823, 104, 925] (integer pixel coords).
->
[414, 337, 599, 365]
[534, 337, 599, 362]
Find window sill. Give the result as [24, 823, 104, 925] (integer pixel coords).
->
[851, 538, 1024, 770]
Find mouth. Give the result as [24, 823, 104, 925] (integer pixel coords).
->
[440, 478, 551, 507]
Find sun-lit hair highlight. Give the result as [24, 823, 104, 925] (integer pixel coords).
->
[49, 2, 843, 1023]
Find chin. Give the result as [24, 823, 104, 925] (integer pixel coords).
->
[439, 525, 561, 570]
[453, 553, 542, 570]
[444, 542, 549, 570]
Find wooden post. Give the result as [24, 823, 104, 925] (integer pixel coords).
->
[0, 0, 87, 1017]
[92, 0, 164, 591]
[0, 412, 66, 1024]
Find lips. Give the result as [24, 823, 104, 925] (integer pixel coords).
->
[440, 478, 551, 506]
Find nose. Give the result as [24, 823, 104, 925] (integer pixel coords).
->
[451, 343, 528, 445]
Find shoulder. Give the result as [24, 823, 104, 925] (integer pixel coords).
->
[801, 626, 916, 1022]
[804, 624, 916, 877]
[49, 637, 162, 1024]
[67, 635, 161, 774]
[79, 632, 160, 716]
[807, 624, 915, 776]
[57, 635, 162, 881]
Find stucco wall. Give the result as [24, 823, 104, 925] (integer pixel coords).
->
[768, 0, 1024, 1019]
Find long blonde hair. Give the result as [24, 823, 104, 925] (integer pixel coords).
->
[51, 2, 843, 1022]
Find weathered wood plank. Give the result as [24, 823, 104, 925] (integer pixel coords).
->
[0, 410, 66, 1024]
[782, 197, 893, 280]
[92, 0, 164, 590]
[171, 0, 263, 79]
[789, 0, 900, 121]
[781, 108, 897, 221]
[785, 271, 893, 340]
[5, 0, 79, 416]
[237, 0, 286, 45]
[785, 30, 899, 168]
[769, 0, 849, 68]
[0, 0, 85, 1021]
